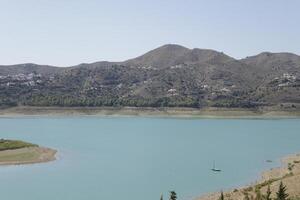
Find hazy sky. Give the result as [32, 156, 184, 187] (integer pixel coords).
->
[0, 0, 299, 66]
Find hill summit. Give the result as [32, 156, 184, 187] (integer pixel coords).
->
[0, 44, 299, 109]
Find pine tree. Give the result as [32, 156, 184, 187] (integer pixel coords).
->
[276, 182, 289, 200]
[263, 185, 272, 200]
[169, 191, 177, 200]
[219, 191, 224, 200]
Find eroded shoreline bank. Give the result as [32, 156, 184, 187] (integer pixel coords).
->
[0, 106, 300, 119]
[196, 153, 300, 200]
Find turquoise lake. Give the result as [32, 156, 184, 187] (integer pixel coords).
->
[0, 117, 299, 200]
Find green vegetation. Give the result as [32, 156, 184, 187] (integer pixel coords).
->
[23, 95, 201, 108]
[255, 179, 279, 191]
[169, 191, 177, 200]
[218, 182, 291, 200]
[0, 139, 37, 151]
[0, 140, 55, 165]
[1, 45, 300, 110]
[288, 163, 295, 171]
[276, 182, 289, 200]
[219, 191, 224, 200]
[161, 181, 297, 200]
[254, 187, 262, 200]
[244, 186, 254, 193]
[263, 185, 272, 200]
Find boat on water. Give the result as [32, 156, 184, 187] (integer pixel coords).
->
[211, 161, 221, 172]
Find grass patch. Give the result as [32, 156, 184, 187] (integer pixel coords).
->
[0, 139, 37, 151]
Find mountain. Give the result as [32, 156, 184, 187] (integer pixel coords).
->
[0, 63, 63, 76]
[240, 52, 300, 104]
[0, 44, 299, 109]
[124, 44, 234, 68]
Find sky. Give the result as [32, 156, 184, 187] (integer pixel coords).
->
[0, 0, 299, 66]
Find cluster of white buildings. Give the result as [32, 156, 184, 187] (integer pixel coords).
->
[0, 73, 43, 87]
[282, 73, 297, 81]
[0, 73, 42, 81]
[170, 64, 184, 69]
[275, 73, 298, 87]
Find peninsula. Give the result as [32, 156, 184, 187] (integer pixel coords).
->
[0, 139, 56, 165]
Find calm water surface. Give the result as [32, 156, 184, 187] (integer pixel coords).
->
[0, 117, 299, 200]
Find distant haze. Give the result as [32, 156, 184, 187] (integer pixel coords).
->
[0, 0, 299, 66]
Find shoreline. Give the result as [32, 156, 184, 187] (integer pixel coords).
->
[0, 106, 300, 119]
[0, 146, 57, 166]
[196, 153, 300, 200]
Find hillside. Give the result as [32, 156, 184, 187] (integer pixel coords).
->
[0, 44, 299, 109]
[0, 63, 63, 76]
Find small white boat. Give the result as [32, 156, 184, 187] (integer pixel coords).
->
[211, 161, 221, 172]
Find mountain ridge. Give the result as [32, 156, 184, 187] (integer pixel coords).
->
[0, 44, 299, 109]
[1, 44, 299, 71]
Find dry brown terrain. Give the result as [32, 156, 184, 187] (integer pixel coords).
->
[0, 106, 300, 118]
[196, 153, 300, 200]
[0, 146, 57, 165]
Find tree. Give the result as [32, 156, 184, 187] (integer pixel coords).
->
[276, 182, 289, 200]
[169, 191, 177, 200]
[219, 191, 224, 200]
[263, 185, 272, 200]
[160, 194, 163, 200]
[255, 188, 262, 200]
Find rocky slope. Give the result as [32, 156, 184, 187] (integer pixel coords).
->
[0, 44, 299, 109]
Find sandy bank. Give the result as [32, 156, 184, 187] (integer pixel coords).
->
[196, 153, 300, 200]
[0, 106, 300, 119]
[0, 146, 57, 166]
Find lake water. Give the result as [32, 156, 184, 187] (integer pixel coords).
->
[0, 117, 299, 200]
